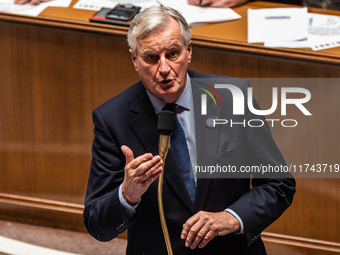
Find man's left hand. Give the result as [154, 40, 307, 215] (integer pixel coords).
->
[188, 0, 248, 8]
[181, 211, 240, 249]
[14, 0, 52, 5]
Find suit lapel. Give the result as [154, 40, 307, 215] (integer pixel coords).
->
[191, 76, 222, 211]
[129, 83, 158, 155]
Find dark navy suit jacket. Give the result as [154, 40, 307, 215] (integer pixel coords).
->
[83, 70, 295, 255]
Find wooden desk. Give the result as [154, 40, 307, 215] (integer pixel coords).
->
[0, 2, 339, 254]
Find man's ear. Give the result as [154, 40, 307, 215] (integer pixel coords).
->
[129, 48, 138, 72]
[187, 41, 192, 64]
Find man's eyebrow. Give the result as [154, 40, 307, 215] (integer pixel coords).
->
[141, 49, 159, 56]
[139, 51, 162, 57]
[140, 43, 183, 56]
[167, 44, 182, 51]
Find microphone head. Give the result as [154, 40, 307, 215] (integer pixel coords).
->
[157, 110, 175, 135]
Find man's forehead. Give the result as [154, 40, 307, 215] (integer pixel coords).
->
[136, 18, 182, 45]
[139, 38, 183, 52]
[137, 33, 184, 54]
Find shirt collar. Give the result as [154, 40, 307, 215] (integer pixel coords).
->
[146, 73, 191, 114]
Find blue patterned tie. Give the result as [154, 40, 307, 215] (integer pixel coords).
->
[164, 103, 196, 203]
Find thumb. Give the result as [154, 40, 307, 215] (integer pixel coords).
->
[121, 145, 134, 165]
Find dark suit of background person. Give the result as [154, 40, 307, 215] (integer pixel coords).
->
[83, 6, 295, 255]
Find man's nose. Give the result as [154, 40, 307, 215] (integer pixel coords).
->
[159, 57, 171, 74]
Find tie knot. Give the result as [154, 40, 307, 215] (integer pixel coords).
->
[163, 103, 177, 113]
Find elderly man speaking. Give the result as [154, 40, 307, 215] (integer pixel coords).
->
[83, 5, 295, 255]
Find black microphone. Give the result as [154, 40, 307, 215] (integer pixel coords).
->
[158, 110, 175, 134]
[157, 110, 174, 157]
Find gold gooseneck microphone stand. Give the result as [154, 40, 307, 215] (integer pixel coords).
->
[157, 110, 175, 255]
[158, 134, 173, 255]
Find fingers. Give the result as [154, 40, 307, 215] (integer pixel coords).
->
[14, 0, 30, 4]
[181, 214, 198, 242]
[209, 0, 249, 8]
[123, 148, 162, 184]
[200, 0, 212, 6]
[181, 212, 218, 249]
[132, 155, 163, 184]
[196, 227, 215, 248]
[188, 0, 212, 6]
[121, 145, 163, 205]
[183, 215, 208, 249]
[188, 0, 248, 8]
[121, 145, 135, 165]
[122, 145, 160, 181]
[181, 211, 240, 249]
[191, 223, 215, 249]
[14, 0, 52, 5]
[29, 0, 41, 5]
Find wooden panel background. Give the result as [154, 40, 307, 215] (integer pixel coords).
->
[0, 12, 340, 254]
[0, 20, 138, 230]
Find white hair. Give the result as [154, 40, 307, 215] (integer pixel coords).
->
[127, 6, 191, 53]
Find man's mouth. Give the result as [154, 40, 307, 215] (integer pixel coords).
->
[159, 79, 174, 86]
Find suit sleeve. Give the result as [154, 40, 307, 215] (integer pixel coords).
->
[83, 108, 132, 242]
[227, 80, 296, 246]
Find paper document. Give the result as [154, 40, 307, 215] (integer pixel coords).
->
[0, 0, 71, 16]
[74, 0, 240, 27]
[73, 0, 156, 11]
[307, 13, 340, 50]
[263, 13, 340, 50]
[248, 7, 308, 43]
[158, 0, 241, 27]
[248, 7, 340, 51]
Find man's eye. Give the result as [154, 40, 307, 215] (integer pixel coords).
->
[145, 55, 159, 63]
[167, 52, 179, 59]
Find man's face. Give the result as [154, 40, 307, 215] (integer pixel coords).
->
[130, 18, 192, 103]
